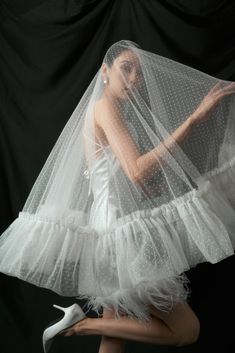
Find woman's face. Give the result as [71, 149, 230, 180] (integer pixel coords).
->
[102, 49, 143, 100]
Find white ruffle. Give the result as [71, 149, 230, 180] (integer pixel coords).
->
[0, 157, 235, 321]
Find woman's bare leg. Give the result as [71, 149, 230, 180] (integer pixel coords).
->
[60, 301, 200, 347]
[98, 308, 126, 353]
[149, 301, 200, 347]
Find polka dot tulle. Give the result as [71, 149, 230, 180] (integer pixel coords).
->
[0, 40, 235, 321]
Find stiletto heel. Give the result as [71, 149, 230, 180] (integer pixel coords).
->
[53, 304, 68, 311]
[42, 303, 86, 353]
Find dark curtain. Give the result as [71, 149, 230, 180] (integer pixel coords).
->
[0, 1, 234, 352]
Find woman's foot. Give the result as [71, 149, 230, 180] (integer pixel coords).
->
[42, 303, 86, 353]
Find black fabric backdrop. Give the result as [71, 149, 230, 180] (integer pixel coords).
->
[0, 1, 234, 352]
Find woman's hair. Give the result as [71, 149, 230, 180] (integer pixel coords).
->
[104, 40, 141, 68]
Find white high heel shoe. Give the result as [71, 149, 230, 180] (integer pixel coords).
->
[42, 303, 86, 353]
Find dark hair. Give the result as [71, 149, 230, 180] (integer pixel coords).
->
[104, 40, 141, 68]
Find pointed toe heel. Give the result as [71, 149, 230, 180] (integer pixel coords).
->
[42, 303, 86, 353]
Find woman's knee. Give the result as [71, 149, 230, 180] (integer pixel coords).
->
[149, 302, 200, 347]
[176, 315, 200, 347]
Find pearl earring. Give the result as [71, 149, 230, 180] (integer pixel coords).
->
[103, 79, 107, 84]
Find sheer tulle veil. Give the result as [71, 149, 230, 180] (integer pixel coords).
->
[0, 39, 235, 321]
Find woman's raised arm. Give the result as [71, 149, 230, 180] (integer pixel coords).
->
[95, 99, 194, 184]
[96, 82, 235, 184]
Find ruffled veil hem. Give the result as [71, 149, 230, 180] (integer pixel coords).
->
[0, 153, 235, 320]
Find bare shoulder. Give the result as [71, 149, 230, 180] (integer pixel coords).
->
[94, 98, 120, 128]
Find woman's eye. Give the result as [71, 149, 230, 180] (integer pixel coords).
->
[122, 65, 132, 73]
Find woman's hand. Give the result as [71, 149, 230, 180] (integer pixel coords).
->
[189, 81, 235, 126]
[57, 318, 88, 336]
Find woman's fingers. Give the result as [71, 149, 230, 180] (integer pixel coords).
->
[205, 82, 235, 104]
[208, 81, 223, 94]
[208, 81, 235, 98]
[58, 328, 74, 336]
[62, 330, 73, 336]
[216, 82, 235, 93]
[192, 81, 235, 125]
[216, 83, 235, 99]
[63, 330, 74, 336]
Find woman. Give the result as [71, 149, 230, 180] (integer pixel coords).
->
[0, 40, 235, 353]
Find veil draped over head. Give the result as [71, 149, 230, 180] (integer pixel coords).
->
[0, 40, 235, 321]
